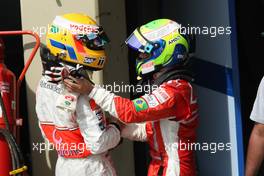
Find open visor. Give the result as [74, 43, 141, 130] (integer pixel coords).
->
[125, 28, 155, 53]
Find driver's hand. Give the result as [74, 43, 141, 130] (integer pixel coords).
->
[63, 76, 94, 94]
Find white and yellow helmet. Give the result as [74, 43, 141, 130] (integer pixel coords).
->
[46, 13, 109, 70]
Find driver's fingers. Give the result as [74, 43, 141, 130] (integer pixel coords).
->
[64, 85, 74, 92]
[44, 70, 61, 76]
[50, 66, 64, 72]
[63, 81, 75, 92]
[64, 79, 80, 90]
[44, 75, 62, 82]
[68, 76, 81, 84]
[64, 79, 73, 86]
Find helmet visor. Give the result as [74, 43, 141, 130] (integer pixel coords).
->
[125, 29, 154, 53]
[125, 30, 145, 50]
[75, 27, 110, 50]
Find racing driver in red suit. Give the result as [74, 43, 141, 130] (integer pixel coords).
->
[64, 19, 199, 176]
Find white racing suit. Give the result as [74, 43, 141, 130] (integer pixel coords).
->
[35, 77, 121, 176]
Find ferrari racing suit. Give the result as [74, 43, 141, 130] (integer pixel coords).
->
[35, 77, 121, 176]
[88, 79, 199, 176]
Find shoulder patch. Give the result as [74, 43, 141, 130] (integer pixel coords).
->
[133, 98, 148, 112]
[142, 94, 160, 108]
[152, 88, 170, 104]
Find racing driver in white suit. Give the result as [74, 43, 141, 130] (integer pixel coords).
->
[35, 13, 121, 176]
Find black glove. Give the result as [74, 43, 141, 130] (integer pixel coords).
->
[40, 46, 94, 83]
[40, 46, 66, 83]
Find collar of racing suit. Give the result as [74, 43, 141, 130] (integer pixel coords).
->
[153, 68, 194, 86]
[133, 67, 194, 97]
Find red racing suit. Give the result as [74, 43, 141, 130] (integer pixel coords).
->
[88, 79, 199, 176]
[35, 77, 121, 176]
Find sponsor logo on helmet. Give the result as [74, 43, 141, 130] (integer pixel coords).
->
[177, 54, 184, 59]
[97, 57, 105, 66]
[53, 16, 100, 35]
[141, 61, 155, 74]
[169, 36, 181, 45]
[70, 24, 99, 34]
[84, 57, 96, 64]
[145, 22, 180, 41]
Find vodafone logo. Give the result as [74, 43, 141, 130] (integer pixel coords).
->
[53, 16, 99, 35]
[69, 24, 99, 34]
